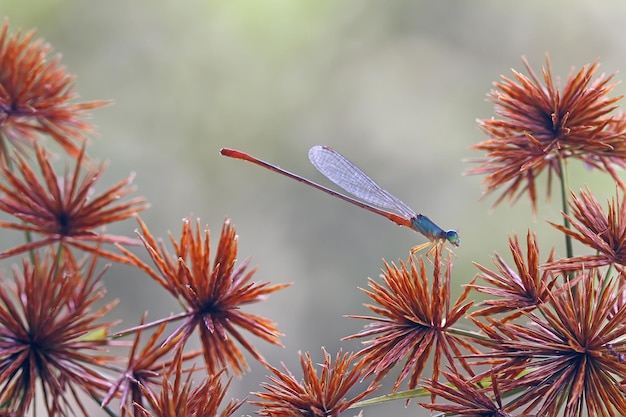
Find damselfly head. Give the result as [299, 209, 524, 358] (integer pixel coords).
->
[446, 230, 460, 247]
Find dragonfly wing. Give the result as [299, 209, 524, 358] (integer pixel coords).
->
[308, 146, 416, 219]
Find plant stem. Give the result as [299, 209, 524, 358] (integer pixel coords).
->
[558, 156, 573, 259]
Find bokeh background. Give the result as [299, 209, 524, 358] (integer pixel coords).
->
[2, 1, 626, 416]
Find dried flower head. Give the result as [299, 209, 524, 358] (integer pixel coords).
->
[471, 231, 557, 320]
[545, 186, 626, 272]
[344, 249, 475, 393]
[477, 272, 626, 416]
[0, 250, 117, 416]
[0, 145, 147, 262]
[102, 315, 201, 416]
[135, 350, 243, 417]
[468, 55, 626, 211]
[0, 19, 108, 160]
[251, 348, 377, 417]
[421, 370, 521, 417]
[120, 217, 290, 376]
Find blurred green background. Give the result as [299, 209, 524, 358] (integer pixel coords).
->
[3, 1, 626, 415]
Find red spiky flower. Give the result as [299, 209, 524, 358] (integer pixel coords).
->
[468, 55, 626, 211]
[421, 370, 522, 417]
[135, 350, 243, 417]
[0, 19, 108, 160]
[251, 348, 378, 417]
[102, 315, 201, 416]
[0, 145, 147, 262]
[119, 217, 290, 376]
[344, 248, 476, 393]
[471, 230, 558, 320]
[0, 19, 108, 159]
[545, 187, 626, 272]
[0, 250, 117, 416]
[475, 272, 626, 416]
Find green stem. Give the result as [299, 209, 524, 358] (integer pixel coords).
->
[558, 156, 573, 259]
[52, 241, 65, 277]
[25, 230, 36, 265]
[447, 325, 492, 343]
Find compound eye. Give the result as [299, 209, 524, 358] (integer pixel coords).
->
[446, 230, 460, 246]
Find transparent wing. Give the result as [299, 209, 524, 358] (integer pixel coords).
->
[308, 145, 416, 220]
